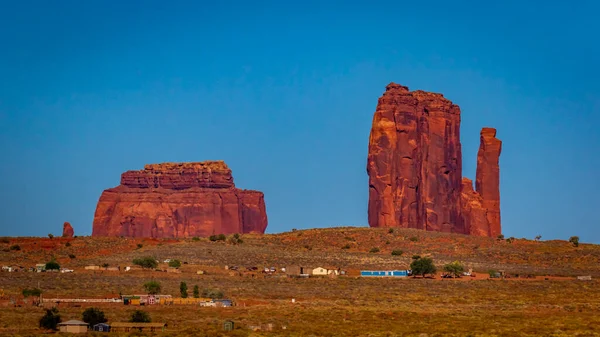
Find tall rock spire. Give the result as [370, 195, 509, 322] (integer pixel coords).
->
[476, 127, 502, 237]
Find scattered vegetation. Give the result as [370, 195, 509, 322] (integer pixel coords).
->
[39, 308, 61, 330]
[101, 263, 109, 268]
[202, 288, 224, 299]
[569, 236, 580, 247]
[535, 235, 542, 241]
[130, 310, 151, 323]
[497, 234, 505, 240]
[410, 256, 436, 277]
[209, 234, 227, 242]
[341, 244, 351, 249]
[132, 256, 158, 269]
[193, 285, 200, 298]
[391, 249, 403, 256]
[68, 254, 76, 259]
[180, 281, 188, 298]
[443, 261, 465, 277]
[9, 244, 20, 251]
[192, 236, 200, 242]
[227, 233, 244, 245]
[388, 228, 394, 234]
[409, 236, 418, 242]
[65, 242, 71, 247]
[45, 260, 60, 270]
[143, 281, 162, 295]
[369, 247, 380, 253]
[136, 243, 143, 249]
[47, 234, 54, 239]
[82, 307, 107, 326]
[22, 288, 42, 298]
[168, 259, 182, 268]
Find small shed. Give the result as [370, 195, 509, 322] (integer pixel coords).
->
[286, 266, 310, 276]
[223, 320, 234, 331]
[312, 267, 329, 276]
[93, 323, 110, 332]
[58, 320, 88, 333]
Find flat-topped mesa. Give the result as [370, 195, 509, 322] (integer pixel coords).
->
[367, 82, 502, 237]
[92, 161, 268, 238]
[121, 161, 234, 189]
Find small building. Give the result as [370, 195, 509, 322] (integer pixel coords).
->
[360, 270, 408, 277]
[35, 264, 46, 272]
[214, 299, 233, 307]
[84, 265, 100, 270]
[93, 323, 110, 332]
[110, 322, 166, 332]
[577, 275, 592, 281]
[58, 320, 88, 333]
[286, 266, 311, 276]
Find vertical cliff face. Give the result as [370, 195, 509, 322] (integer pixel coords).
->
[367, 83, 463, 232]
[92, 161, 268, 238]
[367, 83, 501, 236]
[476, 127, 502, 237]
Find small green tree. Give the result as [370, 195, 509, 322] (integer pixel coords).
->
[143, 281, 161, 295]
[193, 285, 200, 298]
[497, 234, 505, 240]
[391, 249, 403, 256]
[443, 261, 465, 278]
[168, 260, 181, 268]
[410, 257, 437, 277]
[129, 310, 151, 323]
[45, 260, 60, 270]
[569, 236, 579, 247]
[132, 257, 158, 269]
[180, 281, 188, 298]
[39, 307, 61, 330]
[82, 307, 107, 326]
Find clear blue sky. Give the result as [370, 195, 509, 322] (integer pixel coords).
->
[1, 1, 598, 242]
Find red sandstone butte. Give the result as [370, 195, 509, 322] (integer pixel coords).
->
[92, 161, 267, 238]
[62, 222, 74, 238]
[476, 127, 502, 237]
[367, 83, 501, 236]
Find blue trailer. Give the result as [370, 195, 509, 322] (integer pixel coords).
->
[360, 270, 408, 277]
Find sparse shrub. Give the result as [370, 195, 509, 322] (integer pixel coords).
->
[192, 237, 200, 242]
[341, 244, 351, 249]
[68, 254, 76, 259]
[130, 310, 151, 323]
[180, 281, 188, 298]
[143, 281, 161, 295]
[488, 269, 499, 277]
[202, 288, 224, 299]
[409, 236, 418, 242]
[65, 242, 71, 247]
[132, 257, 158, 269]
[82, 307, 107, 326]
[209, 234, 227, 242]
[410, 257, 436, 277]
[443, 261, 464, 277]
[391, 250, 403, 256]
[369, 247, 380, 253]
[39, 307, 61, 330]
[22, 288, 42, 297]
[535, 235, 542, 241]
[569, 236, 579, 247]
[168, 259, 181, 268]
[388, 228, 394, 234]
[0, 237, 9, 244]
[193, 285, 200, 298]
[136, 243, 143, 249]
[304, 245, 312, 250]
[385, 240, 390, 245]
[45, 260, 60, 270]
[228, 233, 244, 245]
[101, 263, 109, 268]
[506, 237, 514, 243]
[497, 234, 505, 240]
[10, 244, 20, 251]
[412, 255, 421, 260]
[47, 234, 54, 239]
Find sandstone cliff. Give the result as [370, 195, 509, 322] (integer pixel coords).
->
[92, 161, 267, 238]
[367, 83, 501, 236]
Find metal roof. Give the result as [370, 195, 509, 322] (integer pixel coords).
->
[58, 320, 88, 326]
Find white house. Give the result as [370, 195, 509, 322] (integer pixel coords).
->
[312, 267, 339, 276]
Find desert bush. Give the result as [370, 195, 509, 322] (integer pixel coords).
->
[304, 245, 312, 250]
[130, 310, 151, 323]
[410, 257, 436, 277]
[209, 234, 227, 242]
[22, 288, 42, 297]
[168, 259, 182, 268]
[412, 255, 421, 260]
[192, 237, 200, 242]
[391, 250, 403, 256]
[202, 288, 224, 299]
[228, 233, 244, 245]
[193, 285, 200, 298]
[409, 236, 418, 242]
[68, 254, 76, 259]
[133, 257, 158, 269]
[48, 234, 54, 239]
[136, 243, 143, 249]
[101, 263, 109, 268]
[443, 261, 464, 277]
[388, 228, 394, 234]
[45, 260, 60, 270]
[341, 244, 351, 249]
[535, 235, 542, 241]
[569, 236, 579, 247]
[143, 281, 162, 295]
[82, 307, 107, 326]
[9, 244, 20, 251]
[65, 242, 71, 247]
[506, 237, 514, 243]
[369, 247, 380, 253]
[0, 237, 9, 244]
[344, 236, 355, 241]
[180, 281, 188, 298]
[497, 234, 505, 240]
[39, 307, 61, 330]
